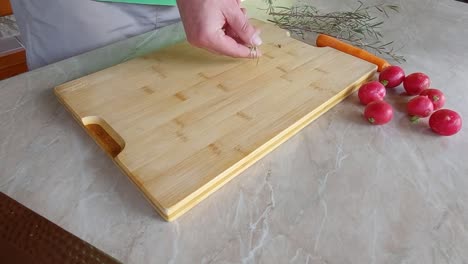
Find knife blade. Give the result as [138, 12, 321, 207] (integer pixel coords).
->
[285, 30, 391, 72]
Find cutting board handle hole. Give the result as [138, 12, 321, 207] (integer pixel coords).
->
[82, 116, 126, 158]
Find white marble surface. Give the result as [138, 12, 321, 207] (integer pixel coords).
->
[1, 0, 468, 263]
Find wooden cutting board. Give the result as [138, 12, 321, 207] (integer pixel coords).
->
[54, 19, 376, 221]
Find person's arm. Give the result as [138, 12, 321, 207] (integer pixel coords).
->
[176, 0, 262, 58]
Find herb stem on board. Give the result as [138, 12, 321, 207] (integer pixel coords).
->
[262, 0, 405, 63]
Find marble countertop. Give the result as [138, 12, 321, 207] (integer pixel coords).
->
[1, 0, 468, 263]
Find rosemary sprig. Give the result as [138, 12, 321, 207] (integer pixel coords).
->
[249, 45, 260, 65]
[263, 1, 405, 63]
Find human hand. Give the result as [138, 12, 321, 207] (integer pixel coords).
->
[176, 0, 262, 58]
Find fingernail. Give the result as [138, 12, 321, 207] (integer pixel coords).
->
[251, 32, 262, 46]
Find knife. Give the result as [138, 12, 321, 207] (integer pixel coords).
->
[315, 34, 391, 72]
[287, 30, 391, 72]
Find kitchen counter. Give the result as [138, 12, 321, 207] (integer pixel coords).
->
[1, 0, 468, 263]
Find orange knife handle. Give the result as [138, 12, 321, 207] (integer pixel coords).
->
[316, 34, 391, 72]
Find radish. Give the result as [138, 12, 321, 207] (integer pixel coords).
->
[429, 109, 462, 136]
[403, 72, 430, 95]
[407, 96, 434, 122]
[358, 81, 386, 105]
[379, 65, 405, 88]
[364, 101, 393, 125]
[420, 88, 446, 110]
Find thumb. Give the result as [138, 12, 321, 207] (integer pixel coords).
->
[225, 8, 262, 47]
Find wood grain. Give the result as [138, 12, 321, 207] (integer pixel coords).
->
[85, 124, 123, 158]
[0, 46, 28, 80]
[55, 19, 376, 221]
[0, 0, 13, 16]
[0, 48, 26, 70]
[0, 62, 27, 80]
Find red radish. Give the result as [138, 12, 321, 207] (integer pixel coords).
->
[379, 65, 405, 88]
[403, 72, 430, 95]
[358, 81, 386, 105]
[420, 88, 446, 110]
[364, 101, 393, 125]
[429, 109, 462, 136]
[407, 96, 434, 122]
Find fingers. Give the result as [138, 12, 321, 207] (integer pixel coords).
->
[179, 0, 262, 59]
[207, 29, 262, 58]
[224, 7, 248, 44]
[225, 7, 262, 47]
[215, 7, 261, 58]
[240, 7, 247, 16]
[224, 26, 245, 45]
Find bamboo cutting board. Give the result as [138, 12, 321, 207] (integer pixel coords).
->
[55, 19, 376, 221]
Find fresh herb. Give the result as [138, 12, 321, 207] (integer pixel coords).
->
[250, 45, 260, 65]
[263, 1, 405, 63]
